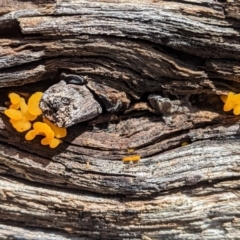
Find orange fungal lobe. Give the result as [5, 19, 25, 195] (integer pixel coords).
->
[41, 137, 51, 145]
[131, 155, 141, 161]
[25, 130, 37, 141]
[43, 117, 67, 138]
[33, 122, 54, 139]
[9, 103, 20, 110]
[9, 93, 20, 105]
[49, 138, 62, 148]
[28, 92, 43, 116]
[221, 92, 240, 116]
[233, 105, 240, 115]
[12, 117, 31, 132]
[122, 155, 141, 162]
[4, 109, 23, 120]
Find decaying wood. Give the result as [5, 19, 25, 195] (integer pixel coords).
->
[40, 80, 102, 127]
[0, 0, 240, 239]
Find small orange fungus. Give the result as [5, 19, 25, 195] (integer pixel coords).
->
[4, 109, 22, 120]
[40, 137, 62, 148]
[25, 130, 37, 141]
[20, 98, 37, 121]
[5, 91, 67, 148]
[122, 155, 141, 162]
[49, 138, 62, 148]
[9, 103, 20, 110]
[221, 92, 240, 115]
[43, 117, 67, 138]
[33, 122, 54, 139]
[9, 93, 20, 105]
[25, 122, 62, 148]
[28, 92, 43, 116]
[11, 117, 31, 132]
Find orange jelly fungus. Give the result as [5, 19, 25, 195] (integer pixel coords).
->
[221, 92, 240, 115]
[41, 137, 62, 149]
[122, 155, 141, 162]
[10, 117, 31, 132]
[25, 122, 62, 148]
[43, 117, 67, 138]
[4, 109, 22, 120]
[9, 93, 20, 105]
[28, 92, 43, 116]
[32, 122, 54, 139]
[4, 94, 39, 133]
[25, 120, 66, 148]
[20, 98, 37, 121]
[4, 92, 67, 148]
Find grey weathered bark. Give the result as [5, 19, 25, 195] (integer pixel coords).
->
[0, 0, 240, 239]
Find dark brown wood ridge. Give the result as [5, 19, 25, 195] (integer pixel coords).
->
[0, 0, 240, 239]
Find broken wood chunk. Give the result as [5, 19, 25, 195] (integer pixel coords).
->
[148, 94, 192, 116]
[40, 80, 102, 127]
[87, 80, 131, 112]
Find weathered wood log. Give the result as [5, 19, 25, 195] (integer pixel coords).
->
[0, 0, 240, 239]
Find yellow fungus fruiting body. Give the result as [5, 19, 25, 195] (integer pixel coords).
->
[41, 137, 62, 148]
[4, 109, 23, 120]
[43, 117, 67, 138]
[221, 92, 240, 115]
[41, 137, 51, 145]
[233, 94, 240, 103]
[9, 93, 20, 105]
[11, 117, 31, 132]
[24, 111, 37, 121]
[122, 156, 132, 162]
[6, 91, 66, 149]
[43, 138, 61, 148]
[20, 98, 28, 115]
[19, 98, 37, 121]
[122, 155, 141, 162]
[10, 119, 18, 125]
[25, 130, 37, 141]
[33, 122, 54, 139]
[49, 138, 62, 148]
[223, 92, 235, 112]
[233, 105, 240, 115]
[9, 103, 20, 110]
[28, 92, 43, 116]
[131, 155, 140, 161]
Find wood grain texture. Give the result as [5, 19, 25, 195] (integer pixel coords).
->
[0, 0, 240, 239]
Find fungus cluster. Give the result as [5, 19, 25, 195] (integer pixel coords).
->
[220, 92, 240, 115]
[4, 92, 67, 148]
[122, 155, 140, 162]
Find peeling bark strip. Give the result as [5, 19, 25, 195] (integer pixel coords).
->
[0, 0, 240, 239]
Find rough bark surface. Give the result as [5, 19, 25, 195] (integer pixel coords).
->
[0, 0, 240, 239]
